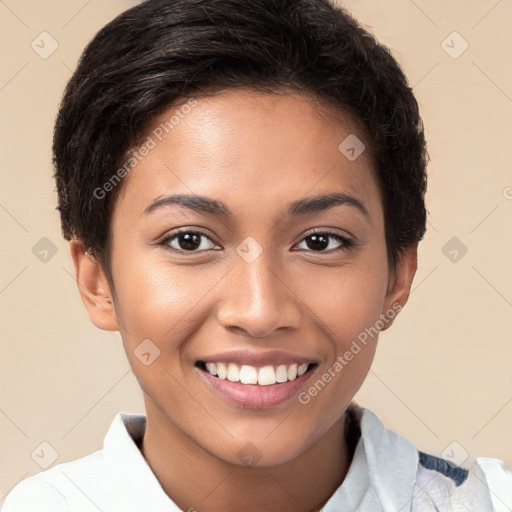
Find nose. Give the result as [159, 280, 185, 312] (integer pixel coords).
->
[216, 251, 302, 338]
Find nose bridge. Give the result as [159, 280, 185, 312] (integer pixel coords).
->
[216, 246, 301, 337]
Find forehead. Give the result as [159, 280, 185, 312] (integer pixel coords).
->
[114, 88, 382, 224]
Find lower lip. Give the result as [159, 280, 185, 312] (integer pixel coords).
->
[197, 366, 316, 410]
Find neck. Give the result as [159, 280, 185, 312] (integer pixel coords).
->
[140, 399, 355, 512]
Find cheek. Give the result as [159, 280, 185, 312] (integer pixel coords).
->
[289, 253, 388, 412]
[110, 252, 230, 354]
[293, 256, 389, 341]
[292, 274, 384, 441]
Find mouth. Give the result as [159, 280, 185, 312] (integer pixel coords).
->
[195, 361, 316, 385]
[195, 359, 318, 409]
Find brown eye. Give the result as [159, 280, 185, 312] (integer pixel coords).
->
[295, 231, 353, 253]
[162, 231, 218, 252]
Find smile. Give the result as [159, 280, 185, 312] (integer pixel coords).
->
[198, 361, 312, 385]
[195, 358, 318, 409]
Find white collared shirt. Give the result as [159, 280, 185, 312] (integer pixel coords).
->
[2, 404, 511, 511]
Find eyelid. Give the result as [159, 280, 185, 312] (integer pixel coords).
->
[299, 227, 354, 242]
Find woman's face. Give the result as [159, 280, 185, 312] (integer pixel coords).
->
[80, 89, 416, 466]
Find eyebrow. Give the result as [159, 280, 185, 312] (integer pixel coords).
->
[143, 191, 369, 219]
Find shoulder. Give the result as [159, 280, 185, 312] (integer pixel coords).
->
[344, 403, 512, 511]
[1, 476, 69, 512]
[477, 456, 512, 511]
[1, 412, 147, 512]
[1, 450, 106, 512]
[412, 450, 512, 511]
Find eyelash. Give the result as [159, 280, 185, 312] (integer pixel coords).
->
[158, 228, 355, 255]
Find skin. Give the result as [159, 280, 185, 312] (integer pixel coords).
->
[71, 88, 418, 512]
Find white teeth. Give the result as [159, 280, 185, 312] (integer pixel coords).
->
[239, 365, 258, 384]
[203, 361, 312, 385]
[216, 362, 227, 379]
[287, 364, 298, 380]
[275, 365, 288, 383]
[297, 363, 308, 377]
[205, 362, 217, 376]
[227, 363, 240, 382]
[258, 365, 276, 385]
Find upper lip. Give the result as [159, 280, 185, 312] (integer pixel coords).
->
[197, 349, 317, 367]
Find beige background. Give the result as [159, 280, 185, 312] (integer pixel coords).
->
[1, 0, 511, 502]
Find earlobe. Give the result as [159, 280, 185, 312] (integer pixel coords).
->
[381, 244, 418, 330]
[69, 239, 120, 332]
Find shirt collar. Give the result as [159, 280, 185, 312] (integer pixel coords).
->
[323, 402, 418, 511]
[103, 412, 180, 511]
[104, 402, 418, 511]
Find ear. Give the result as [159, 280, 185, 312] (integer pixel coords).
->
[381, 243, 418, 331]
[69, 239, 120, 331]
